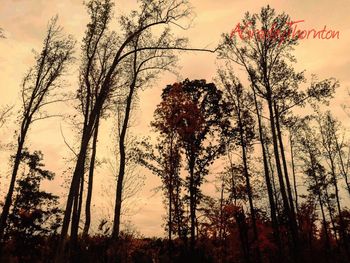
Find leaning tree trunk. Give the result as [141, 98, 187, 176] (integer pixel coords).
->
[0, 128, 27, 241]
[70, 175, 83, 256]
[274, 104, 297, 222]
[0, 18, 74, 242]
[252, 87, 280, 247]
[55, 108, 99, 262]
[266, 93, 299, 252]
[112, 37, 141, 239]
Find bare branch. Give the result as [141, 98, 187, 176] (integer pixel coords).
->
[60, 124, 78, 157]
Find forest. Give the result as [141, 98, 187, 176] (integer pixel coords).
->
[0, 0, 349, 262]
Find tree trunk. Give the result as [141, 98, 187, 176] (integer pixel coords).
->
[330, 159, 344, 235]
[56, 118, 95, 262]
[324, 185, 338, 242]
[326, 158, 349, 256]
[235, 209, 250, 263]
[168, 135, 175, 245]
[266, 94, 299, 250]
[219, 182, 224, 241]
[266, 143, 281, 217]
[290, 135, 299, 215]
[319, 192, 330, 261]
[70, 180, 82, 258]
[83, 117, 100, 237]
[168, 177, 173, 255]
[252, 88, 280, 245]
[334, 138, 350, 197]
[189, 154, 196, 251]
[0, 134, 26, 241]
[112, 38, 140, 239]
[112, 79, 136, 239]
[309, 151, 330, 261]
[236, 101, 261, 262]
[274, 103, 297, 224]
[174, 179, 182, 239]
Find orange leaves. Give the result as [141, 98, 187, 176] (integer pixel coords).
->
[152, 82, 204, 140]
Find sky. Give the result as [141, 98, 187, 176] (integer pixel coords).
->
[0, 0, 349, 237]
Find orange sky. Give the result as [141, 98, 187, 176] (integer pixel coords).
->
[0, 0, 349, 237]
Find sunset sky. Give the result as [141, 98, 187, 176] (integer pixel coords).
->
[0, 0, 349, 237]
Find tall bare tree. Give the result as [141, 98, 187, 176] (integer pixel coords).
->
[57, 0, 213, 259]
[316, 111, 350, 255]
[0, 16, 75, 241]
[218, 7, 338, 257]
[217, 67, 261, 262]
[66, 0, 117, 250]
[218, 8, 301, 250]
[111, 9, 183, 239]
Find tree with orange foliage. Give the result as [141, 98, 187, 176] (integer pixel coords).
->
[153, 79, 232, 250]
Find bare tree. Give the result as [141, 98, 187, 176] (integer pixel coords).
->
[66, 0, 118, 248]
[111, 7, 183, 239]
[134, 136, 184, 245]
[218, 7, 338, 257]
[55, 1, 215, 260]
[107, 128, 145, 226]
[57, 0, 215, 259]
[217, 67, 261, 262]
[0, 16, 75, 241]
[78, 8, 121, 238]
[315, 110, 350, 255]
[293, 116, 337, 257]
[218, 8, 302, 251]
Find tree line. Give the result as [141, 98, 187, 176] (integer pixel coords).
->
[0, 2, 348, 263]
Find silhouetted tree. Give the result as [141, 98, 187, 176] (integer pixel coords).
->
[315, 110, 350, 256]
[107, 125, 146, 232]
[217, 67, 262, 262]
[6, 150, 62, 261]
[218, 7, 338, 258]
[112, 6, 183, 238]
[134, 137, 184, 246]
[0, 16, 74, 242]
[74, 0, 119, 239]
[154, 79, 232, 250]
[294, 117, 333, 259]
[59, 2, 213, 257]
[218, 7, 301, 252]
